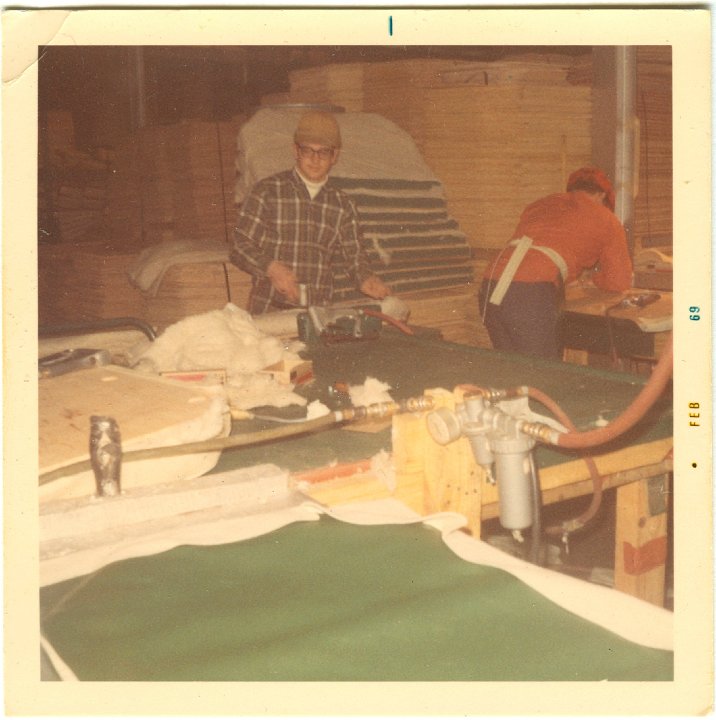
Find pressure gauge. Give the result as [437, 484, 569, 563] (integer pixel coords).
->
[426, 408, 462, 445]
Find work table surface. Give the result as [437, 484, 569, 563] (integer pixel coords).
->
[214, 329, 672, 475]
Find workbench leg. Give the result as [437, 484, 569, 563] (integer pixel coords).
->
[614, 475, 670, 607]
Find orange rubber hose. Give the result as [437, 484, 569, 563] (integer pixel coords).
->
[555, 333, 673, 449]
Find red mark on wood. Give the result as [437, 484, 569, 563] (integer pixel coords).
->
[291, 459, 372, 485]
[623, 536, 668, 575]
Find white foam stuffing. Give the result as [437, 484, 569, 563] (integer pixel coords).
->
[134, 303, 307, 411]
[380, 295, 410, 322]
[349, 377, 393, 407]
[305, 400, 331, 419]
[370, 449, 396, 492]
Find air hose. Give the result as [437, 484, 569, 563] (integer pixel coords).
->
[529, 333, 671, 534]
[525, 385, 604, 537]
[39, 413, 342, 485]
[550, 332, 672, 449]
[39, 396, 435, 485]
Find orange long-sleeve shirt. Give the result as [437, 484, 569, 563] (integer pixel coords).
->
[484, 191, 633, 292]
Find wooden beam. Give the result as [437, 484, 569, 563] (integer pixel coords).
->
[614, 475, 670, 606]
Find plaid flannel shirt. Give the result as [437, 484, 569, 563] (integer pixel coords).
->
[231, 169, 374, 314]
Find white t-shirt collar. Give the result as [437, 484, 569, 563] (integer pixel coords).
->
[296, 167, 328, 199]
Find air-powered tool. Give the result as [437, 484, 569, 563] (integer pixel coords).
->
[297, 304, 383, 345]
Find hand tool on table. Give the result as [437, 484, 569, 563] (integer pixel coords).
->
[39, 348, 111, 378]
[293, 283, 412, 345]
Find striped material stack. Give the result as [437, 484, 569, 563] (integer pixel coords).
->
[329, 177, 473, 301]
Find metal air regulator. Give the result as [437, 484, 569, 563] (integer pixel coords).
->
[425, 394, 537, 531]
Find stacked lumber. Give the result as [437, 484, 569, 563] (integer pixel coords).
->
[170, 121, 241, 244]
[285, 55, 593, 250]
[38, 242, 145, 325]
[415, 84, 592, 248]
[399, 286, 488, 348]
[104, 139, 144, 245]
[633, 46, 672, 249]
[39, 110, 113, 244]
[142, 262, 252, 333]
[288, 62, 366, 111]
[38, 243, 78, 326]
[38, 239, 253, 332]
[106, 116, 244, 248]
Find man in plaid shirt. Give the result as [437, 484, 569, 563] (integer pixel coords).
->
[231, 111, 391, 314]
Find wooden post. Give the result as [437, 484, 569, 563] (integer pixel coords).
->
[392, 388, 485, 537]
[614, 474, 670, 606]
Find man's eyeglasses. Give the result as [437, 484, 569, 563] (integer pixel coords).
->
[297, 145, 335, 161]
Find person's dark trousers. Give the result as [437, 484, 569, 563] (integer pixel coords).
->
[478, 279, 562, 360]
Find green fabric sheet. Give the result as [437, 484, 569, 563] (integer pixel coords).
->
[40, 517, 673, 681]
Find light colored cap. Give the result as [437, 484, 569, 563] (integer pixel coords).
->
[294, 111, 342, 149]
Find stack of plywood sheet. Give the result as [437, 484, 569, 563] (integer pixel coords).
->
[286, 55, 592, 251]
[38, 242, 80, 326]
[142, 261, 252, 333]
[105, 138, 144, 245]
[38, 242, 146, 326]
[133, 124, 177, 245]
[38, 239, 253, 333]
[415, 84, 592, 249]
[169, 120, 242, 245]
[633, 46, 672, 250]
[288, 62, 366, 111]
[39, 110, 111, 244]
[39, 148, 112, 245]
[106, 116, 244, 248]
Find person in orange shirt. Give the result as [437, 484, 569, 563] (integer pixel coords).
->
[478, 167, 633, 359]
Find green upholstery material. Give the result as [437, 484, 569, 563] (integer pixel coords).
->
[41, 517, 673, 681]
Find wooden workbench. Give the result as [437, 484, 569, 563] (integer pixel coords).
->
[247, 330, 673, 607]
[560, 286, 672, 369]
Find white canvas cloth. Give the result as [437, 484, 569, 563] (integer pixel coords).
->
[235, 107, 440, 202]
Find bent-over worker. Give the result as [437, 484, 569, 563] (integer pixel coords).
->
[478, 167, 632, 360]
[231, 111, 391, 314]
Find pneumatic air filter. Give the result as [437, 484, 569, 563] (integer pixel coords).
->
[491, 434, 536, 530]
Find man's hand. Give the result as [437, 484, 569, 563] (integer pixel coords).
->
[360, 274, 391, 300]
[266, 261, 300, 303]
